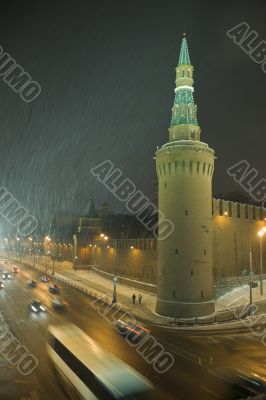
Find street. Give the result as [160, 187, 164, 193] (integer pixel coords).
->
[0, 261, 265, 400]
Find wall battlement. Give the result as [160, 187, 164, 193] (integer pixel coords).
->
[212, 198, 266, 221]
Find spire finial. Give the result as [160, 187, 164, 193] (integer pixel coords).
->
[178, 34, 191, 65]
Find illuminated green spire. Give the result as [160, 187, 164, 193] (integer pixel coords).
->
[178, 34, 191, 65]
[169, 34, 201, 142]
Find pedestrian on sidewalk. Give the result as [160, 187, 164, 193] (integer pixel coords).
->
[132, 293, 136, 305]
[138, 293, 142, 304]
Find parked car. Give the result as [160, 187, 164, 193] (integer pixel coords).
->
[0, 281, 4, 289]
[49, 284, 60, 294]
[27, 280, 37, 288]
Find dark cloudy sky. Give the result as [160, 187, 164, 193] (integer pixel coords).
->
[0, 0, 265, 224]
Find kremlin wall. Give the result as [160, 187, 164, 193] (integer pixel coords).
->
[75, 198, 266, 287]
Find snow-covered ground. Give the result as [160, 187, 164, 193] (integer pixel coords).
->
[215, 280, 266, 311]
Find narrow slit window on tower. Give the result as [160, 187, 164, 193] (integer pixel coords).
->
[237, 203, 240, 218]
[175, 249, 178, 255]
[229, 202, 232, 217]
[201, 290, 204, 298]
[202, 162, 206, 175]
[164, 182, 167, 188]
[203, 249, 207, 255]
[189, 160, 193, 174]
[173, 289, 176, 298]
[159, 165, 163, 180]
[207, 164, 211, 176]
[185, 209, 188, 215]
[197, 161, 200, 174]
[182, 160, 186, 173]
[219, 199, 223, 216]
[191, 269, 194, 276]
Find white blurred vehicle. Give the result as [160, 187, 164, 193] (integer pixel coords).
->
[30, 299, 46, 313]
[2, 271, 11, 280]
[47, 323, 152, 400]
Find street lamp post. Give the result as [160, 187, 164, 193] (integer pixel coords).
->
[52, 255, 55, 275]
[112, 239, 118, 304]
[258, 228, 266, 295]
[100, 233, 117, 303]
[33, 248, 36, 268]
[73, 256, 78, 271]
[249, 240, 253, 313]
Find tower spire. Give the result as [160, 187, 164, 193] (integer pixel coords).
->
[178, 34, 190, 65]
[169, 35, 201, 142]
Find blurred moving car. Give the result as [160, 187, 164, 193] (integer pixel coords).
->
[0, 281, 4, 289]
[51, 297, 69, 311]
[29, 299, 46, 313]
[41, 275, 50, 283]
[49, 284, 60, 294]
[208, 367, 266, 398]
[114, 319, 150, 342]
[27, 280, 37, 288]
[2, 271, 11, 280]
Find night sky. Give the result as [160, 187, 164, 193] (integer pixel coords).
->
[0, 0, 265, 224]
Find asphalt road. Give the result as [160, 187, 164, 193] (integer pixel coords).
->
[0, 260, 265, 400]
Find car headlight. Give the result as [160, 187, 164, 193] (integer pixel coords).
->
[8, 275, 11, 278]
[0, 284, 4, 288]
[31, 306, 37, 312]
[40, 306, 45, 311]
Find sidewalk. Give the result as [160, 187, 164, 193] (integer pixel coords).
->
[10, 256, 266, 329]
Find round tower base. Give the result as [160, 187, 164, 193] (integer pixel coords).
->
[156, 298, 215, 319]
